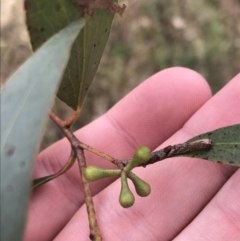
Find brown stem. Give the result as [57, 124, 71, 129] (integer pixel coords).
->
[49, 110, 102, 240]
[63, 106, 81, 127]
[48, 109, 212, 238]
[49, 110, 123, 167]
[79, 142, 123, 168]
[48, 109, 65, 126]
[49, 110, 212, 169]
[122, 139, 212, 167]
[75, 146, 102, 241]
[48, 107, 81, 127]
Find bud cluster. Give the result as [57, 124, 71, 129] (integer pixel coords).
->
[84, 146, 151, 208]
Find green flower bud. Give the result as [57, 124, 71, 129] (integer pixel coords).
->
[124, 146, 151, 173]
[119, 172, 135, 208]
[84, 166, 121, 181]
[128, 172, 151, 197]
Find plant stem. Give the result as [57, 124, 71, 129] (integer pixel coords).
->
[76, 146, 102, 241]
[49, 110, 212, 169]
[62, 106, 81, 127]
[49, 110, 123, 167]
[49, 110, 102, 240]
[79, 142, 124, 168]
[122, 139, 212, 167]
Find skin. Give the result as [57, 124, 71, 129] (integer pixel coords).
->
[24, 67, 240, 241]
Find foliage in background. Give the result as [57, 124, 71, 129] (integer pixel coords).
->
[1, 1, 239, 240]
[82, 0, 240, 120]
[1, 0, 240, 149]
[25, 0, 118, 110]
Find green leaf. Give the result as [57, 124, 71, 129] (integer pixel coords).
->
[179, 124, 240, 166]
[0, 20, 84, 241]
[26, 0, 117, 110]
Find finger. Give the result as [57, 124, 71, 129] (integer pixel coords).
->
[55, 74, 240, 241]
[25, 67, 211, 241]
[173, 169, 240, 241]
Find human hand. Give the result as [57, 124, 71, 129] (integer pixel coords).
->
[24, 67, 240, 241]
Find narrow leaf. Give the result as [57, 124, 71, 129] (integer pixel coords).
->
[0, 20, 84, 241]
[179, 124, 240, 166]
[26, 0, 117, 110]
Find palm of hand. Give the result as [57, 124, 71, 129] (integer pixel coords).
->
[25, 68, 240, 241]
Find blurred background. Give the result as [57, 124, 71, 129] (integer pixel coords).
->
[1, 0, 240, 150]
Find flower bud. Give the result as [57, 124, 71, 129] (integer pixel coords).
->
[84, 166, 121, 181]
[124, 146, 151, 173]
[119, 172, 135, 208]
[128, 172, 151, 197]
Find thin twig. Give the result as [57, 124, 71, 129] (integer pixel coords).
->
[49, 110, 102, 240]
[48, 109, 65, 126]
[62, 106, 81, 127]
[49, 110, 123, 167]
[48, 107, 81, 127]
[75, 146, 102, 241]
[49, 110, 212, 169]
[122, 139, 212, 167]
[48, 109, 212, 240]
[79, 142, 124, 168]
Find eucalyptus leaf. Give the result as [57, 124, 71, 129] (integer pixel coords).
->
[26, 0, 117, 110]
[0, 20, 84, 241]
[179, 124, 240, 166]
